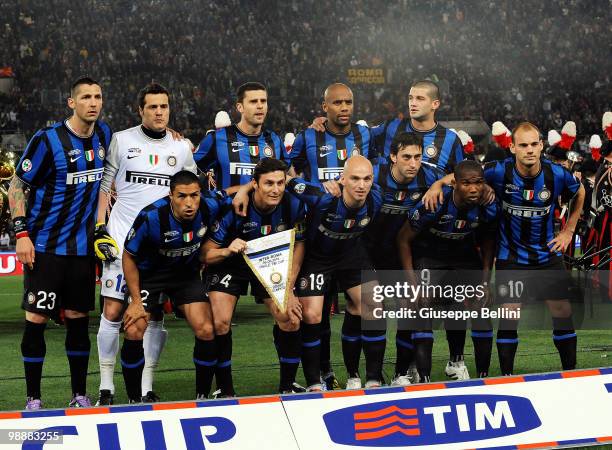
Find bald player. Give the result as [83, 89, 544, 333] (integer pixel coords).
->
[285, 156, 385, 391]
[284, 83, 378, 390]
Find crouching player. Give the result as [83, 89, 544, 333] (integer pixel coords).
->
[398, 160, 498, 382]
[121, 171, 227, 401]
[201, 158, 305, 396]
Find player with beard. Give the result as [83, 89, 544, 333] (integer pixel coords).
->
[194, 82, 285, 192]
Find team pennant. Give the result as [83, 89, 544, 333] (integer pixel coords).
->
[522, 190, 534, 200]
[249, 145, 259, 156]
[149, 154, 159, 166]
[183, 231, 193, 242]
[85, 150, 95, 161]
[243, 229, 295, 312]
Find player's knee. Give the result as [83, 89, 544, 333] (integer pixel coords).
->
[195, 322, 215, 340]
[214, 318, 231, 335]
[302, 308, 321, 324]
[25, 311, 49, 324]
[124, 324, 145, 340]
[278, 318, 299, 332]
[103, 300, 123, 322]
[64, 309, 88, 320]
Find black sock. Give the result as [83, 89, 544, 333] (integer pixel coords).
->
[215, 331, 234, 396]
[341, 311, 361, 377]
[301, 322, 321, 387]
[446, 329, 467, 362]
[395, 329, 414, 375]
[552, 316, 577, 370]
[21, 320, 47, 399]
[319, 302, 332, 375]
[273, 324, 281, 359]
[278, 328, 301, 391]
[496, 328, 519, 376]
[471, 330, 493, 377]
[121, 339, 144, 401]
[194, 337, 217, 398]
[65, 317, 90, 396]
[412, 331, 434, 381]
[362, 327, 386, 382]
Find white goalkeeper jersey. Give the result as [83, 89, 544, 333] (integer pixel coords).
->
[104, 125, 197, 250]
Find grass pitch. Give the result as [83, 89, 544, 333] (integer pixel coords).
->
[0, 276, 611, 449]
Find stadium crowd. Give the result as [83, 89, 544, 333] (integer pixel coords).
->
[1, 0, 610, 142]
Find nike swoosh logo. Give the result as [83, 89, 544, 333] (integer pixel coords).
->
[127, 155, 140, 159]
[319, 152, 332, 157]
[164, 237, 178, 242]
[232, 148, 242, 152]
[504, 190, 517, 194]
[70, 156, 81, 162]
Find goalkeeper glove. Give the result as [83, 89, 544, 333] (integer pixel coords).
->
[94, 222, 119, 262]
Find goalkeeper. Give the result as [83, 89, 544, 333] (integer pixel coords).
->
[94, 83, 197, 405]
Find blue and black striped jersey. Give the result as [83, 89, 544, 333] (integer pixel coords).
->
[364, 161, 445, 251]
[124, 191, 229, 272]
[194, 125, 284, 190]
[409, 186, 499, 262]
[371, 119, 464, 173]
[484, 158, 581, 265]
[15, 120, 112, 256]
[286, 124, 375, 184]
[287, 177, 383, 259]
[209, 192, 305, 270]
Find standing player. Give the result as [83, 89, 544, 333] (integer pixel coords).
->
[397, 161, 498, 383]
[95, 83, 197, 405]
[286, 83, 376, 390]
[120, 171, 224, 401]
[202, 158, 305, 396]
[288, 156, 385, 390]
[8, 77, 113, 409]
[427, 122, 585, 374]
[364, 132, 445, 384]
[194, 82, 285, 192]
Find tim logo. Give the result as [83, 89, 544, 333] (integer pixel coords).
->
[324, 394, 541, 446]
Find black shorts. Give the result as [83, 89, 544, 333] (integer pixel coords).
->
[125, 270, 207, 313]
[367, 245, 402, 271]
[207, 264, 269, 302]
[296, 245, 374, 297]
[495, 257, 573, 303]
[22, 252, 96, 319]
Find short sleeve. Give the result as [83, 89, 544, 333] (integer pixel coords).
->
[16, 131, 53, 187]
[194, 132, 217, 172]
[124, 212, 149, 256]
